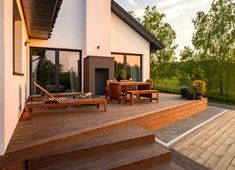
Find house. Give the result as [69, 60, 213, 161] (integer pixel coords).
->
[0, 0, 164, 157]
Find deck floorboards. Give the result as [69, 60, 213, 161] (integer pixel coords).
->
[6, 93, 197, 153]
[172, 110, 235, 170]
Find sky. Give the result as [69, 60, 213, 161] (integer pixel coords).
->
[115, 0, 212, 57]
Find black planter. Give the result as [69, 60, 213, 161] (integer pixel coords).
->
[187, 93, 195, 100]
[180, 86, 189, 98]
[195, 93, 203, 99]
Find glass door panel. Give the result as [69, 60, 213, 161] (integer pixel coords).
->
[112, 54, 125, 79]
[126, 55, 141, 81]
[59, 51, 81, 92]
[31, 49, 56, 94]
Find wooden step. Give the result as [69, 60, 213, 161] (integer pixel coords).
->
[3, 126, 155, 167]
[29, 143, 171, 170]
[171, 149, 209, 170]
[149, 161, 184, 170]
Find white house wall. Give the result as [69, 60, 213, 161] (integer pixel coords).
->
[85, 0, 111, 57]
[29, 0, 85, 91]
[0, 0, 4, 156]
[1, 0, 29, 155]
[111, 13, 150, 81]
[30, 0, 84, 50]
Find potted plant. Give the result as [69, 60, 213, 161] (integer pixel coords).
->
[179, 85, 189, 98]
[179, 73, 191, 98]
[193, 80, 206, 99]
[187, 88, 195, 100]
[116, 69, 126, 82]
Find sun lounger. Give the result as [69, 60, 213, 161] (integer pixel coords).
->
[21, 82, 107, 120]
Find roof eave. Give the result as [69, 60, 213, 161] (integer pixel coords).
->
[20, 0, 63, 39]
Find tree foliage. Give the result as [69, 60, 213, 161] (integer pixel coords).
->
[180, 0, 235, 101]
[134, 6, 178, 82]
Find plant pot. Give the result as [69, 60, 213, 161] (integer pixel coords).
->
[180, 86, 189, 98]
[195, 93, 203, 99]
[187, 93, 195, 100]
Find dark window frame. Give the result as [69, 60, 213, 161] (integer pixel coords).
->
[111, 52, 143, 81]
[30, 47, 82, 94]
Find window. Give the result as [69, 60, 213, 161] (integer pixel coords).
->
[30, 48, 81, 94]
[13, 0, 23, 75]
[112, 53, 142, 81]
[59, 51, 81, 92]
[126, 55, 141, 81]
[113, 54, 124, 79]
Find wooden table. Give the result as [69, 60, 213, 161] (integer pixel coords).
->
[109, 82, 151, 103]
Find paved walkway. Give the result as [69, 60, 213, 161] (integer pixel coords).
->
[172, 110, 235, 170]
[154, 106, 226, 144]
[209, 102, 235, 110]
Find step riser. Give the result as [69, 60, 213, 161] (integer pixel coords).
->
[112, 152, 171, 170]
[3, 124, 136, 166]
[28, 135, 155, 169]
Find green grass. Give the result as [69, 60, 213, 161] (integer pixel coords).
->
[153, 78, 180, 94]
[153, 77, 235, 106]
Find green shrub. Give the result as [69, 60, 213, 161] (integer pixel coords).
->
[179, 73, 191, 86]
[192, 67, 205, 81]
[193, 80, 206, 95]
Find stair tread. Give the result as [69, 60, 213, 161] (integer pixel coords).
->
[40, 143, 170, 170]
[30, 126, 154, 159]
[65, 126, 154, 149]
[149, 162, 184, 170]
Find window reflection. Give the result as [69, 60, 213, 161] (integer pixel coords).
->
[112, 53, 141, 81]
[127, 55, 141, 81]
[112, 54, 124, 79]
[31, 49, 56, 94]
[59, 51, 80, 92]
[31, 48, 81, 94]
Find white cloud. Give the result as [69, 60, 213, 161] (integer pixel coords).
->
[134, 9, 145, 17]
[127, 0, 139, 7]
[157, 0, 211, 20]
[156, 0, 185, 9]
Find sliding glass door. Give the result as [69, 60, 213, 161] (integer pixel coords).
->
[59, 51, 81, 92]
[30, 48, 81, 94]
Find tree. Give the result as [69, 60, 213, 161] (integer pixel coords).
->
[192, 0, 235, 99]
[180, 46, 195, 61]
[135, 6, 178, 83]
[36, 57, 56, 86]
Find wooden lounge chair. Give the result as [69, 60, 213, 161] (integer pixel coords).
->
[21, 82, 107, 120]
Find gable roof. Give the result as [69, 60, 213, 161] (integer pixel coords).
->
[111, 1, 165, 52]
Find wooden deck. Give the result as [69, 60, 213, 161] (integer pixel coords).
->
[172, 110, 235, 170]
[0, 93, 208, 169]
[7, 93, 206, 152]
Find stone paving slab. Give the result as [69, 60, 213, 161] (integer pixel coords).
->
[209, 102, 235, 110]
[154, 106, 226, 144]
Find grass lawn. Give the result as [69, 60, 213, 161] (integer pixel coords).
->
[153, 77, 235, 105]
[153, 77, 180, 94]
